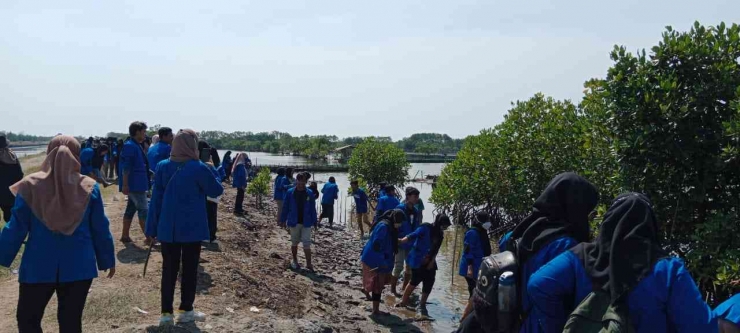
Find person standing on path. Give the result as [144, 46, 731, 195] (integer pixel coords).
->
[221, 151, 233, 182]
[0, 135, 23, 222]
[119, 121, 152, 245]
[280, 173, 318, 271]
[320, 176, 339, 228]
[361, 209, 404, 317]
[390, 187, 421, 296]
[147, 127, 173, 174]
[351, 180, 370, 239]
[231, 153, 248, 215]
[146, 129, 224, 327]
[396, 214, 452, 311]
[273, 168, 287, 225]
[0, 135, 116, 333]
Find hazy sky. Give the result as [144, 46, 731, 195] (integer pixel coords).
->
[1, 1, 737, 139]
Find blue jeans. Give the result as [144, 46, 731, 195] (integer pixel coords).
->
[124, 192, 148, 221]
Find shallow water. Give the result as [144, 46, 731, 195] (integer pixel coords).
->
[220, 151, 469, 332]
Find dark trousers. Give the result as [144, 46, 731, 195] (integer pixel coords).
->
[17, 279, 93, 333]
[465, 276, 476, 297]
[235, 188, 245, 213]
[1, 205, 12, 222]
[108, 157, 117, 179]
[320, 204, 334, 226]
[161, 242, 201, 314]
[206, 201, 218, 242]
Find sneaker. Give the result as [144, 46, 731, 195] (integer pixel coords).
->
[290, 261, 301, 270]
[177, 310, 206, 323]
[159, 313, 174, 326]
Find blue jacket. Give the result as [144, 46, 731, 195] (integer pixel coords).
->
[395, 203, 420, 251]
[360, 221, 395, 273]
[216, 165, 226, 181]
[459, 228, 487, 279]
[80, 147, 94, 176]
[147, 142, 171, 173]
[273, 175, 286, 200]
[405, 223, 432, 269]
[280, 187, 317, 228]
[0, 185, 116, 283]
[520, 236, 578, 322]
[715, 294, 740, 328]
[119, 139, 149, 192]
[527, 251, 717, 333]
[499, 231, 513, 252]
[207, 164, 222, 183]
[232, 164, 247, 189]
[352, 188, 368, 213]
[146, 159, 224, 243]
[321, 182, 339, 205]
[374, 195, 400, 222]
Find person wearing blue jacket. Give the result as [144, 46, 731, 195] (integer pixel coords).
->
[458, 172, 598, 332]
[526, 193, 717, 333]
[716, 294, 740, 333]
[146, 129, 224, 326]
[361, 209, 403, 317]
[147, 127, 173, 173]
[273, 168, 287, 225]
[390, 187, 421, 295]
[0, 135, 115, 333]
[457, 212, 493, 320]
[397, 214, 452, 311]
[231, 153, 248, 215]
[280, 173, 318, 271]
[350, 180, 370, 239]
[120, 121, 152, 245]
[374, 185, 400, 223]
[320, 176, 339, 228]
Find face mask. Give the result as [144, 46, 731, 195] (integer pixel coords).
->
[482, 222, 492, 230]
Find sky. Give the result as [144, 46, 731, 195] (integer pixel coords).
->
[1, 1, 738, 140]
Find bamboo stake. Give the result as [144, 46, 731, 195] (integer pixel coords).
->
[451, 212, 460, 287]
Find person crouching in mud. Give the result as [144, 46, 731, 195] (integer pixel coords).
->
[361, 209, 405, 317]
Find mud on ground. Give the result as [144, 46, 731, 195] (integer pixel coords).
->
[0, 183, 433, 332]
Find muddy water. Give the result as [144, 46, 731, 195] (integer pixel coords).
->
[219, 151, 471, 332]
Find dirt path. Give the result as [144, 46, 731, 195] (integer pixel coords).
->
[0, 182, 435, 332]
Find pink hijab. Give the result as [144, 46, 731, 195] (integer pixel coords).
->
[169, 129, 199, 163]
[231, 153, 246, 174]
[10, 135, 97, 235]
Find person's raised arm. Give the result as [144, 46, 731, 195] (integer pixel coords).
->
[526, 251, 579, 333]
[665, 259, 718, 332]
[88, 185, 116, 275]
[0, 198, 31, 267]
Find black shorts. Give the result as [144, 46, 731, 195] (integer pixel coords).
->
[465, 277, 476, 297]
[410, 267, 436, 294]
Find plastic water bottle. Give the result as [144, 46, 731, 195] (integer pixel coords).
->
[498, 271, 516, 330]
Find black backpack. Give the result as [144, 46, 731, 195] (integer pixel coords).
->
[470, 238, 521, 333]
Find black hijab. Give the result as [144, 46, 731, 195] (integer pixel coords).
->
[210, 148, 221, 167]
[372, 209, 404, 254]
[571, 193, 666, 301]
[277, 167, 285, 177]
[510, 172, 599, 263]
[473, 212, 493, 257]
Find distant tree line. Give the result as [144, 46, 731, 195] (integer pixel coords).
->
[0, 131, 53, 145]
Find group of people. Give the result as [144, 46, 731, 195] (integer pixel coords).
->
[450, 172, 740, 332]
[0, 122, 268, 331]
